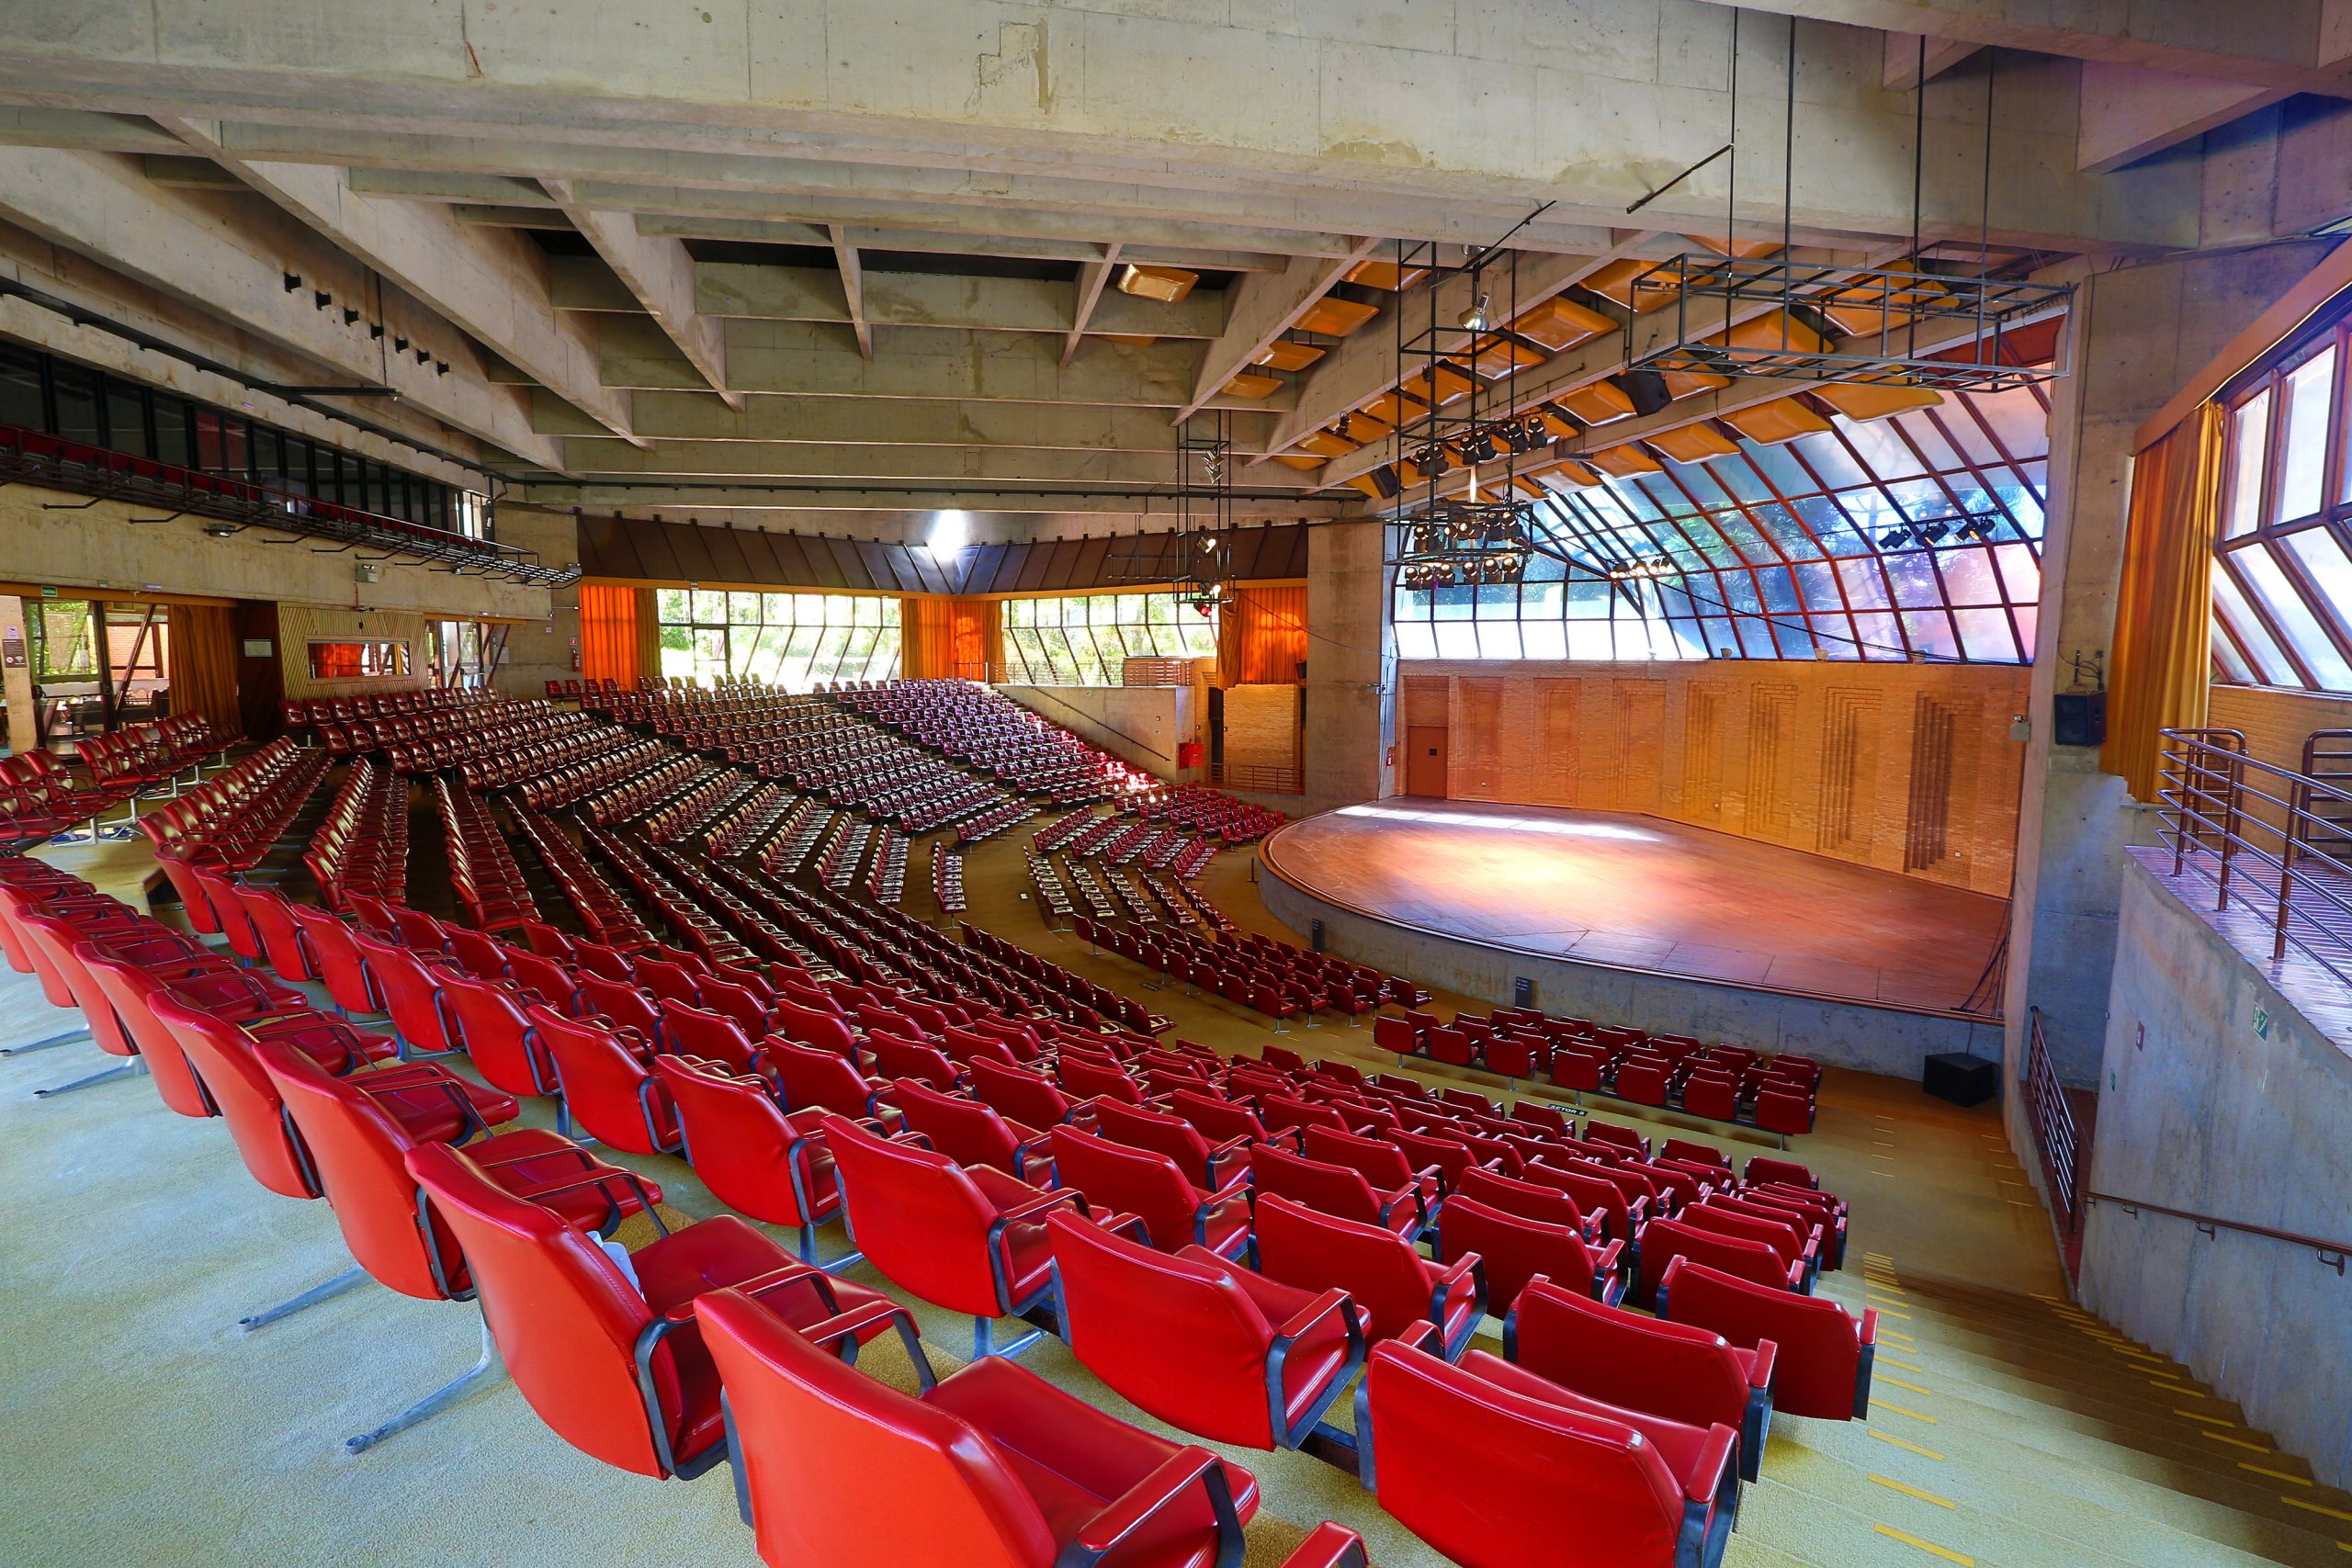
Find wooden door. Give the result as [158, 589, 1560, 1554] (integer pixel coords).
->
[1405, 725, 1449, 797]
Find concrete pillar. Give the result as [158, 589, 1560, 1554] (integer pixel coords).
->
[0, 596, 35, 753]
[1302, 520, 1395, 809]
[2003, 242, 2336, 1103]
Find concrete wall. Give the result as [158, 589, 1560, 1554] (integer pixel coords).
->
[2083, 853, 2352, 1489]
[485, 503, 582, 696]
[1303, 519, 1393, 808]
[996, 682, 1193, 780]
[2005, 241, 2338, 1099]
[1260, 866, 1997, 1076]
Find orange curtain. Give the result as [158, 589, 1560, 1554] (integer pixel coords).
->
[900, 597, 1001, 680]
[165, 603, 242, 737]
[2103, 402, 2225, 800]
[579, 582, 643, 685]
[1219, 583, 1307, 686]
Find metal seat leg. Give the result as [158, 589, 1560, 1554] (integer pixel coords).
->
[345, 1313, 503, 1453]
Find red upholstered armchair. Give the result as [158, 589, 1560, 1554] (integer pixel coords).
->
[1657, 1256, 1877, 1420]
[1049, 1125, 1252, 1260]
[1250, 1141, 1428, 1240]
[654, 1054, 863, 1269]
[1251, 1193, 1485, 1360]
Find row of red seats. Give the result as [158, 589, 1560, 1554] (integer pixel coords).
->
[282, 688, 490, 728]
[75, 714, 235, 795]
[302, 758, 408, 913]
[510, 809, 661, 950]
[433, 777, 537, 933]
[960, 921, 1169, 1037]
[932, 844, 966, 914]
[835, 680, 1149, 805]
[953, 797, 1038, 843]
[1125, 782, 1287, 843]
[4, 716, 234, 855]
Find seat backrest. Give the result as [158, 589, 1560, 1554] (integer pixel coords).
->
[1510, 1277, 1750, 1434]
[578, 973, 662, 1040]
[18, 911, 135, 1053]
[1250, 1142, 1382, 1225]
[436, 970, 550, 1098]
[1363, 1341, 1685, 1568]
[765, 1038, 877, 1120]
[659, 998, 760, 1075]
[353, 930, 453, 1052]
[1044, 1211, 1288, 1450]
[1389, 1128, 1477, 1191]
[235, 884, 318, 982]
[865, 1031, 960, 1091]
[695, 1288, 1055, 1568]
[891, 1077, 1022, 1172]
[1521, 1161, 1637, 1240]
[286, 904, 380, 1014]
[403, 1142, 671, 1476]
[1457, 1164, 1589, 1229]
[1048, 1126, 1200, 1252]
[1746, 1156, 1815, 1190]
[769, 994, 858, 1055]
[1642, 1218, 1793, 1293]
[820, 1113, 1012, 1317]
[1683, 1201, 1806, 1266]
[1091, 1098, 1216, 1184]
[526, 1003, 673, 1155]
[1299, 1123, 1416, 1192]
[1657, 1258, 1866, 1420]
[257, 1038, 457, 1300]
[1252, 1193, 1429, 1341]
[148, 994, 317, 1199]
[1058, 1053, 1142, 1105]
[652, 1055, 813, 1227]
[1436, 1194, 1589, 1315]
[1661, 1136, 1729, 1169]
[74, 944, 217, 1118]
[968, 1055, 1073, 1129]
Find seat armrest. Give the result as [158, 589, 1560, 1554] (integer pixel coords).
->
[1626, 1195, 1650, 1228]
[790, 1297, 926, 1357]
[1391, 1317, 1445, 1356]
[1859, 1306, 1879, 1347]
[1275, 1522, 1369, 1568]
[1272, 1286, 1357, 1344]
[1687, 1422, 1738, 1506]
[663, 1262, 840, 1327]
[513, 1168, 667, 1234]
[997, 1189, 1088, 1225]
[1066, 1445, 1236, 1564]
[1748, 1337, 1779, 1392]
[1784, 1260, 1808, 1292]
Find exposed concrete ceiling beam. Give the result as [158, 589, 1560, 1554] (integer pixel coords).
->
[1699, 0, 2352, 94]
[680, 262, 1227, 339]
[540, 178, 738, 410]
[2075, 62, 2301, 172]
[151, 118, 644, 448]
[554, 439, 1325, 489]
[825, 223, 873, 359]
[0, 147, 562, 471]
[1883, 32, 1986, 90]
[1063, 245, 1122, 369]
[526, 487, 1351, 520]
[528, 390, 1273, 453]
[1178, 237, 1382, 423]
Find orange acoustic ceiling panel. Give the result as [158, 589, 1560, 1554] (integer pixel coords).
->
[1269, 452, 1326, 471]
[1587, 443, 1665, 477]
[1399, 362, 1481, 406]
[1535, 460, 1602, 490]
[1722, 396, 1835, 445]
[1532, 405, 1584, 440]
[1815, 263, 1948, 338]
[1662, 368, 1733, 400]
[1223, 369, 1284, 400]
[1812, 383, 1945, 423]
[1332, 410, 1392, 443]
[1711, 309, 1835, 355]
[1557, 380, 1637, 425]
[1509, 295, 1617, 351]
[1449, 334, 1549, 378]
[1362, 391, 1424, 427]
[1295, 297, 1382, 337]
[1579, 259, 1678, 313]
[1117, 264, 1198, 303]
[1646, 422, 1742, 464]
[1343, 257, 1433, 291]
[1253, 340, 1326, 372]
[1296, 428, 1361, 459]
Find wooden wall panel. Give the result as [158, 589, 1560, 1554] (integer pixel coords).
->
[1397, 659, 2029, 896]
[1223, 682, 1300, 777]
[278, 605, 427, 700]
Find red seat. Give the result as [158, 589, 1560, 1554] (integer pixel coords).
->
[820, 1112, 1078, 1358]
[890, 1077, 1050, 1180]
[1253, 1193, 1483, 1359]
[1091, 1097, 1250, 1190]
[1250, 1142, 1426, 1239]
[1168, 1088, 1293, 1153]
[352, 930, 460, 1059]
[1046, 1210, 1363, 1452]
[1523, 1159, 1646, 1246]
[285, 904, 385, 1016]
[1681, 1201, 1821, 1287]
[406, 1139, 893, 1479]
[1507, 1276, 1775, 1481]
[658, 998, 765, 1076]
[1049, 1125, 1251, 1259]
[654, 1055, 858, 1268]
[1298, 1125, 1441, 1236]
[764, 1037, 896, 1122]
[1438, 1193, 1624, 1314]
[526, 1004, 682, 1154]
[436, 969, 558, 1099]
[1358, 1340, 1739, 1568]
[1636, 1218, 1804, 1307]
[697, 1286, 1372, 1568]
[969, 1055, 1092, 1131]
[1657, 1256, 1876, 1419]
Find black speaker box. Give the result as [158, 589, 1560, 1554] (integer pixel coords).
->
[1922, 1052, 1998, 1108]
[2052, 692, 2106, 748]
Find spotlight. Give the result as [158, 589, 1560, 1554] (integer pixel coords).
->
[1423, 446, 1451, 477]
[1879, 528, 1910, 548]
[1917, 522, 1950, 545]
[1462, 432, 1498, 465]
[1460, 292, 1491, 333]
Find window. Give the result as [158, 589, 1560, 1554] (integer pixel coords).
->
[307, 639, 412, 680]
[2213, 321, 2352, 693]
[1393, 377, 2052, 665]
[655, 589, 900, 690]
[999, 592, 1221, 684]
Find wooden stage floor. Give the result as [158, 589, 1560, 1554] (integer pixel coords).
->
[1260, 798, 2009, 1015]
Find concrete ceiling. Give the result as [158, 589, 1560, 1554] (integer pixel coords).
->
[0, 2, 2337, 536]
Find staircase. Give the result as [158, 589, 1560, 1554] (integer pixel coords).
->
[1730, 1257, 2352, 1568]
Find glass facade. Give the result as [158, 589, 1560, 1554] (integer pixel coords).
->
[2212, 321, 2352, 693]
[1000, 592, 1221, 684]
[655, 589, 900, 689]
[1392, 378, 2052, 665]
[0, 335, 490, 537]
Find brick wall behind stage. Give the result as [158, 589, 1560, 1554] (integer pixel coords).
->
[1400, 659, 2030, 897]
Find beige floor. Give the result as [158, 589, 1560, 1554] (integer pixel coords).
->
[3, 815, 2343, 1568]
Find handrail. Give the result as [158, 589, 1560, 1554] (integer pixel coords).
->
[2021, 1007, 2082, 1232]
[0, 420, 578, 587]
[2086, 1191, 2348, 1275]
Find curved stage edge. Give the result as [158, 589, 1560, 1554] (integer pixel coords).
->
[1254, 801, 2004, 1077]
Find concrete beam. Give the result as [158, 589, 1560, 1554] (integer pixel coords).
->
[526, 486, 1351, 520]
[638, 215, 1284, 273]
[1702, 0, 2352, 94]
[0, 147, 561, 470]
[541, 178, 738, 408]
[532, 391, 1274, 453]
[1063, 246, 1122, 369]
[599, 317, 1289, 412]
[690, 262, 1227, 339]
[2075, 62, 2296, 173]
[1179, 237, 1382, 423]
[1883, 32, 1984, 91]
[153, 120, 644, 447]
[555, 438, 1326, 489]
[826, 224, 873, 359]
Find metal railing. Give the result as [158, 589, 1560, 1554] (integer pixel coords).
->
[1211, 761, 1303, 795]
[2154, 727, 2352, 985]
[0, 422, 577, 587]
[2086, 1192, 2348, 1276]
[2022, 1007, 2082, 1232]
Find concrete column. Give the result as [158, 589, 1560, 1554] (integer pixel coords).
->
[2003, 242, 2336, 1102]
[0, 596, 36, 753]
[1302, 519, 1395, 810]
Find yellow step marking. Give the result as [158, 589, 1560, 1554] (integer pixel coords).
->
[2150, 1381, 2205, 1397]
[1870, 1429, 1946, 1461]
[1874, 1523, 1974, 1564]
[1877, 1401, 1939, 1424]
[2284, 1497, 2352, 1523]
[2174, 1409, 2236, 1427]
[2199, 1431, 2272, 1454]
[2242, 1462, 2314, 1487]
[1872, 1306, 1915, 1320]
[1882, 1357, 1927, 1373]
[1879, 1328, 1917, 1343]
[1882, 1376, 1935, 1395]
[2028, 1292, 2066, 1303]
[1872, 1473, 1958, 1508]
